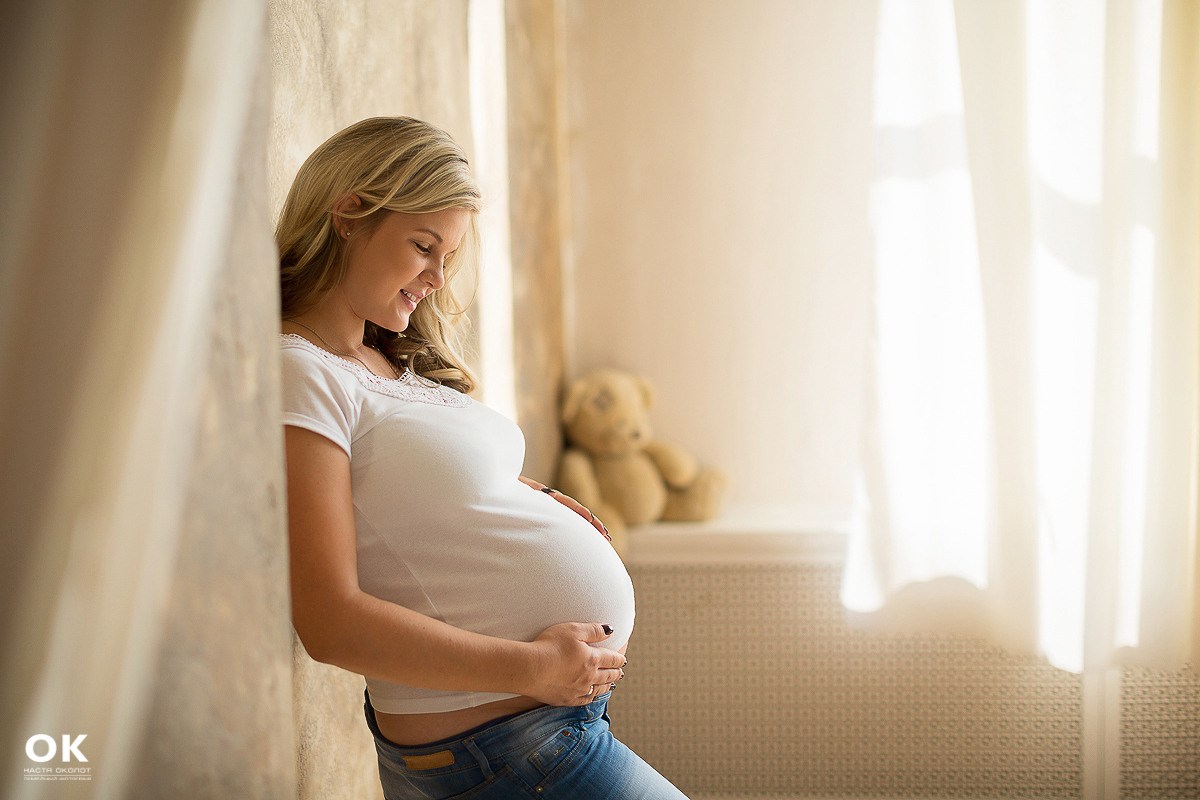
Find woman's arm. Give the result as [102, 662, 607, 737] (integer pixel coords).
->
[286, 426, 624, 705]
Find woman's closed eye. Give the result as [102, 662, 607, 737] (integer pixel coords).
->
[414, 242, 433, 255]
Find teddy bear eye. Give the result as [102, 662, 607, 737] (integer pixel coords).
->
[592, 390, 615, 413]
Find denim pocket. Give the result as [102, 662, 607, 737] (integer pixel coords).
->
[526, 724, 585, 778]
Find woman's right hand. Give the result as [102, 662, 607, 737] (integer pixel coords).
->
[523, 622, 628, 706]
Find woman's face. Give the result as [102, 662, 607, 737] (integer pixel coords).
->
[337, 206, 471, 332]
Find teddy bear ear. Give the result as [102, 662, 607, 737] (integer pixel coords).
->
[638, 376, 655, 408]
[561, 380, 589, 425]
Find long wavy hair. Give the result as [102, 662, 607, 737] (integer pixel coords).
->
[277, 117, 481, 393]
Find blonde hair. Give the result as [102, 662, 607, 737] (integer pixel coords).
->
[277, 117, 481, 393]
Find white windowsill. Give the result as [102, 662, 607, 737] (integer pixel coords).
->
[623, 506, 850, 566]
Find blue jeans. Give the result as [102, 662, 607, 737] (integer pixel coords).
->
[363, 689, 690, 799]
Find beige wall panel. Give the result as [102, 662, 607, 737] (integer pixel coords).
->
[615, 560, 1200, 796]
[564, 0, 877, 520]
[613, 562, 1085, 796]
[506, 0, 567, 483]
[1120, 665, 1200, 794]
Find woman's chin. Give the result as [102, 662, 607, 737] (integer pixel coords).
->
[373, 315, 410, 334]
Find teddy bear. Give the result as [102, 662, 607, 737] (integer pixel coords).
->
[555, 368, 725, 554]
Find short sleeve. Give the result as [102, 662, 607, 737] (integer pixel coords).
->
[280, 343, 356, 457]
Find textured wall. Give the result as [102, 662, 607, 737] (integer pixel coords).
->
[268, 2, 474, 798]
[610, 561, 1200, 798]
[127, 56, 296, 798]
[563, 0, 876, 520]
[505, 0, 569, 484]
[268, 0, 476, 215]
[1120, 666, 1200, 797]
[610, 562, 1083, 797]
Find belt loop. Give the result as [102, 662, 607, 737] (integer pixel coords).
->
[462, 738, 494, 779]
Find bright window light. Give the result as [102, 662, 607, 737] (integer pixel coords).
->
[468, 0, 517, 420]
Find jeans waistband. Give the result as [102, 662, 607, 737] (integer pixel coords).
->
[363, 688, 612, 775]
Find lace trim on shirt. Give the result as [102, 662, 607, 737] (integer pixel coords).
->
[280, 333, 469, 407]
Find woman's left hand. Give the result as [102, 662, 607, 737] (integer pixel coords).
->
[550, 490, 611, 540]
[519, 477, 611, 541]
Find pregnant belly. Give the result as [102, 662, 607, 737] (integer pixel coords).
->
[391, 491, 637, 650]
[371, 497, 634, 746]
[355, 485, 636, 725]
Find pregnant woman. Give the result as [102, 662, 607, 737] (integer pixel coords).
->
[278, 117, 689, 799]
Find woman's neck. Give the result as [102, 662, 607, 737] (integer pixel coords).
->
[284, 303, 367, 356]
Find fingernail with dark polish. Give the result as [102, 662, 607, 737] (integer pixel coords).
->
[602, 624, 613, 635]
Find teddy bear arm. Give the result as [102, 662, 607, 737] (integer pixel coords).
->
[662, 469, 727, 522]
[642, 439, 700, 488]
[555, 448, 605, 509]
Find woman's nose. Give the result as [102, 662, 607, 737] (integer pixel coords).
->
[425, 261, 446, 290]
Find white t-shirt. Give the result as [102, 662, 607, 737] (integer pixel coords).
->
[279, 333, 635, 714]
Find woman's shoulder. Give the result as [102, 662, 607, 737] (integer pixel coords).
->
[279, 332, 359, 393]
[280, 333, 470, 408]
[279, 332, 352, 375]
[279, 331, 323, 355]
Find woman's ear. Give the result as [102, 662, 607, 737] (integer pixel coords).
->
[331, 193, 363, 236]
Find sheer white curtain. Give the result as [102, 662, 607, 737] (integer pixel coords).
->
[843, 0, 1200, 673]
[0, 1, 264, 795]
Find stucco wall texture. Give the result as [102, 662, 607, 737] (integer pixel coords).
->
[128, 56, 297, 799]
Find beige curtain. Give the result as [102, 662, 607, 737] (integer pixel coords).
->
[0, 1, 266, 796]
[845, 0, 1200, 674]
